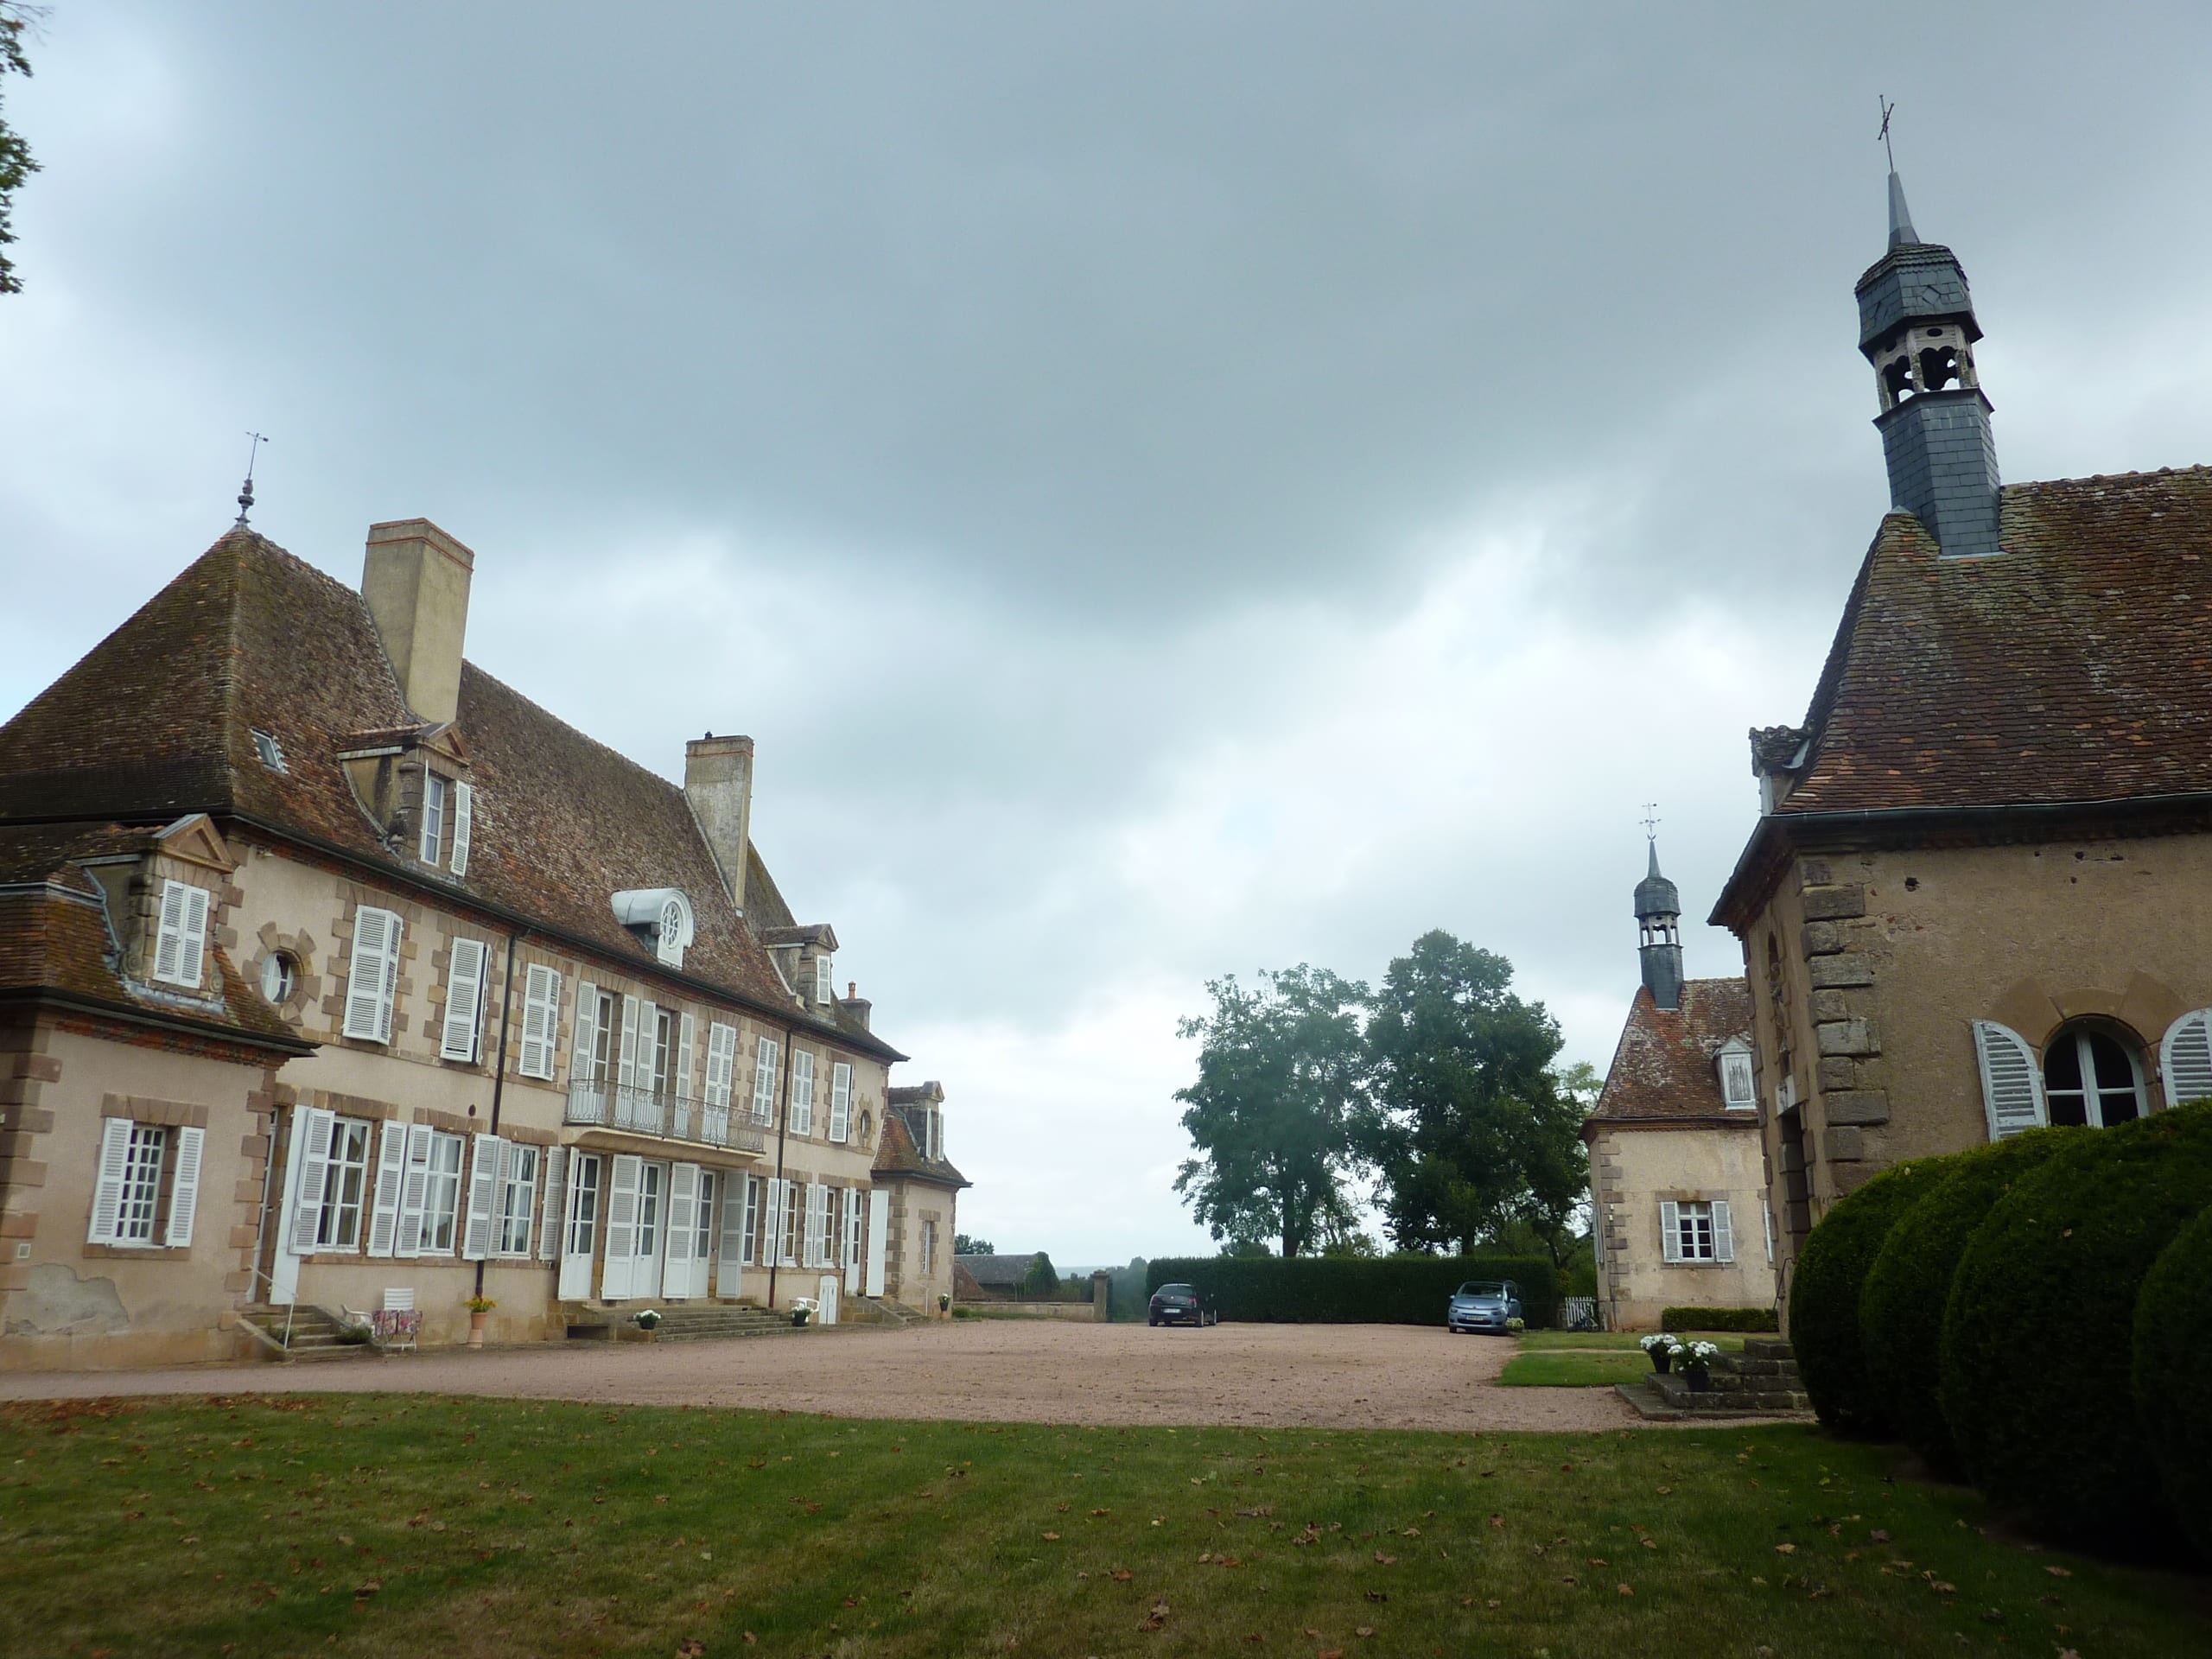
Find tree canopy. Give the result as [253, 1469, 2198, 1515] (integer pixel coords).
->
[953, 1234, 995, 1256]
[1173, 964, 1369, 1258]
[0, 5, 43, 296]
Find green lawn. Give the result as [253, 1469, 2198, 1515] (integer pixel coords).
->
[1500, 1331, 1746, 1388]
[3, 1393, 2202, 1657]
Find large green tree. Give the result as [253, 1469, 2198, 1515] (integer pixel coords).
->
[1173, 965, 1369, 1258]
[1359, 931, 1590, 1264]
[0, 4, 42, 296]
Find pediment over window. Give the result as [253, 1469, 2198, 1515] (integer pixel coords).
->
[152, 812, 238, 875]
[1713, 1036, 1756, 1109]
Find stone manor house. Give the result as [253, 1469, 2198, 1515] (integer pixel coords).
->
[0, 517, 966, 1368]
[1710, 168, 2212, 1310]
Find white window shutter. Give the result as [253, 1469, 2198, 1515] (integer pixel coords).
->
[441, 938, 488, 1062]
[450, 782, 474, 876]
[865, 1188, 888, 1296]
[766, 1179, 791, 1268]
[665, 1162, 698, 1268]
[1660, 1200, 1681, 1264]
[617, 995, 641, 1089]
[1764, 1200, 1776, 1263]
[344, 908, 395, 1040]
[844, 1192, 863, 1293]
[602, 1155, 641, 1297]
[519, 965, 559, 1080]
[2159, 1009, 2212, 1109]
[164, 1125, 206, 1247]
[461, 1134, 504, 1260]
[574, 981, 600, 1084]
[830, 1063, 851, 1143]
[804, 1183, 823, 1267]
[88, 1117, 133, 1244]
[815, 954, 832, 1005]
[175, 885, 211, 989]
[753, 1038, 779, 1125]
[677, 1014, 696, 1103]
[717, 1178, 748, 1293]
[395, 1124, 433, 1257]
[537, 1145, 568, 1262]
[791, 1050, 815, 1135]
[288, 1107, 337, 1252]
[367, 1121, 409, 1255]
[1972, 1019, 2049, 1139]
[152, 881, 188, 983]
[1713, 1200, 1734, 1264]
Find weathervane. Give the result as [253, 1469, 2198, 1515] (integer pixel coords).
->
[234, 431, 268, 528]
[1878, 95, 1897, 170]
[1640, 803, 1661, 843]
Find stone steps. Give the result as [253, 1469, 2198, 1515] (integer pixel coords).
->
[1627, 1337, 1814, 1417]
[240, 1305, 377, 1362]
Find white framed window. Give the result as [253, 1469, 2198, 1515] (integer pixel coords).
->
[574, 984, 616, 1085]
[151, 880, 212, 989]
[420, 772, 448, 865]
[566, 1153, 603, 1257]
[1660, 1198, 1734, 1265]
[815, 954, 834, 1006]
[920, 1218, 938, 1277]
[440, 937, 491, 1063]
[2044, 1024, 2148, 1128]
[740, 1173, 761, 1266]
[342, 906, 403, 1043]
[696, 1169, 718, 1264]
[829, 1062, 852, 1142]
[518, 964, 562, 1080]
[752, 1037, 780, 1126]
[315, 1118, 375, 1249]
[496, 1144, 540, 1257]
[1716, 1040, 1756, 1110]
[779, 1178, 800, 1267]
[791, 1050, 816, 1135]
[424, 1131, 466, 1254]
[87, 1119, 207, 1248]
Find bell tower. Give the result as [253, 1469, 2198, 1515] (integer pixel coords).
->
[1635, 837, 1685, 1013]
[1853, 165, 2003, 559]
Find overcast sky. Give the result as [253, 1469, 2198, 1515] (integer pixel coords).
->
[4, 4, 2211, 1262]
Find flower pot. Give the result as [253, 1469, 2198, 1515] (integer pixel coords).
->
[467, 1311, 487, 1350]
[1650, 1351, 1672, 1374]
[1684, 1366, 1710, 1394]
[791, 1310, 810, 1328]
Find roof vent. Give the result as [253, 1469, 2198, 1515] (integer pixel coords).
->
[251, 730, 287, 773]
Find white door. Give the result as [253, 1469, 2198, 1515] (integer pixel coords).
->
[634, 1162, 667, 1300]
[817, 1273, 840, 1325]
[664, 1162, 699, 1300]
[690, 1170, 717, 1299]
[865, 1188, 888, 1297]
[557, 1154, 600, 1301]
[601, 1154, 642, 1300]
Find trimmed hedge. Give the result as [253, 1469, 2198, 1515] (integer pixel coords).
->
[1789, 1159, 1953, 1434]
[2134, 1204, 2212, 1560]
[1942, 1102, 2212, 1550]
[1859, 1129, 2077, 1475]
[1145, 1255, 1559, 1328]
[1661, 1306, 1777, 1333]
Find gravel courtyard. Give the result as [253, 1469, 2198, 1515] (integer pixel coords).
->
[0, 1320, 1656, 1431]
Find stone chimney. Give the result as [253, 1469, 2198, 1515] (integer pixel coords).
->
[684, 733, 754, 911]
[362, 519, 475, 725]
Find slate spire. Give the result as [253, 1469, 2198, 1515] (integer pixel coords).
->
[1634, 837, 1685, 1013]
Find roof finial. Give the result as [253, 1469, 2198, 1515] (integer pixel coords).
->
[1640, 803, 1662, 875]
[1878, 96, 1919, 248]
[234, 431, 268, 528]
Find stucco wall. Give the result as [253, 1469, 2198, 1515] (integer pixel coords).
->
[1592, 1122, 1777, 1332]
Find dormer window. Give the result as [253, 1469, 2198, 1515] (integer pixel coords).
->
[251, 729, 287, 772]
[1715, 1038, 1756, 1110]
[613, 888, 695, 969]
[151, 880, 212, 990]
[416, 772, 474, 875]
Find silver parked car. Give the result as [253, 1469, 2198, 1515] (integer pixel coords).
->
[1446, 1280, 1522, 1334]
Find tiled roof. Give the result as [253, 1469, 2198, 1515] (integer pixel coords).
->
[871, 1109, 969, 1187]
[953, 1252, 1043, 1287]
[1586, 978, 1754, 1131]
[0, 527, 900, 1059]
[1774, 469, 2212, 817]
[0, 825, 307, 1052]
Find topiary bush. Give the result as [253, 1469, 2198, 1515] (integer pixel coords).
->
[1661, 1306, 1777, 1333]
[2133, 1201, 2212, 1560]
[1788, 1158, 1953, 1434]
[1859, 1128, 2079, 1475]
[1942, 1101, 2212, 1552]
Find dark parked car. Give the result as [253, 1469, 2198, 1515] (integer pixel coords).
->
[1148, 1282, 1217, 1327]
[1446, 1280, 1522, 1334]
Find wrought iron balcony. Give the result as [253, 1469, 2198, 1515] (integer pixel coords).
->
[564, 1081, 766, 1155]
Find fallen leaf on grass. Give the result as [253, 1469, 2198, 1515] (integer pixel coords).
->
[1363, 1591, 1387, 1603]
[2045, 1567, 2072, 1579]
[1356, 1626, 1375, 1637]
[1042, 1533, 1061, 1541]
[1111, 1569, 1134, 1582]
[1641, 1538, 1658, 1549]
[1488, 1516, 1505, 1529]
[677, 1643, 705, 1658]
[1372, 1552, 1397, 1566]
[1774, 1544, 1796, 1555]
[1929, 1580, 1956, 1594]
[1090, 1508, 1110, 1516]
[1136, 1598, 1171, 1633]
[1656, 1485, 1672, 1496]
[1617, 1584, 1634, 1597]
[1587, 1558, 1607, 1567]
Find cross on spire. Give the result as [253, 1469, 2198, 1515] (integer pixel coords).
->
[1878, 94, 1897, 170]
[1640, 803, 1660, 842]
[234, 431, 268, 528]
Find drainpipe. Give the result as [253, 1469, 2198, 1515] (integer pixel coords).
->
[766, 1020, 798, 1307]
[473, 925, 523, 1303]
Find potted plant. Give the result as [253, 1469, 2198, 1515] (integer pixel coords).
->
[464, 1295, 496, 1349]
[1504, 1316, 1525, 1336]
[791, 1297, 817, 1328]
[634, 1307, 662, 1334]
[938, 1292, 951, 1317]
[1640, 1333, 1682, 1374]
[1679, 1338, 1722, 1392]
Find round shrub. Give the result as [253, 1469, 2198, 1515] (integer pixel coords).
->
[1787, 1158, 1952, 1433]
[1859, 1129, 2079, 1475]
[1942, 1101, 2212, 1551]
[2133, 1202, 2212, 1560]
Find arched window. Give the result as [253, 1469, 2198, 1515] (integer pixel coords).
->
[2043, 1024, 2147, 1128]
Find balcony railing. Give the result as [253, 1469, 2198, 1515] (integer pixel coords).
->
[565, 1081, 766, 1155]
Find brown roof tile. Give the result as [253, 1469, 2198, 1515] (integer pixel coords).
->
[871, 1109, 969, 1187]
[1587, 978, 1754, 1131]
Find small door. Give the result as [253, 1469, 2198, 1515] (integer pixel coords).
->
[865, 1188, 889, 1297]
[690, 1170, 717, 1300]
[557, 1154, 601, 1301]
[817, 1273, 840, 1325]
